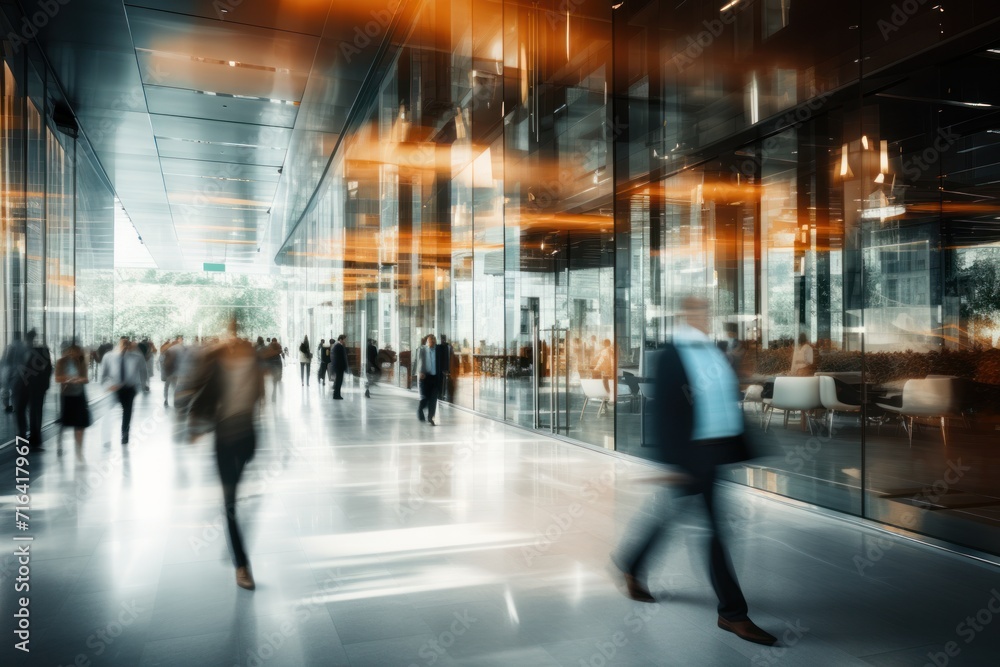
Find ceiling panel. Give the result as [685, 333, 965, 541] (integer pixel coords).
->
[154, 136, 286, 166]
[145, 85, 300, 127]
[162, 173, 278, 200]
[124, 0, 333, 37]
[136, 51, 309, 101]
[150, 114, 293, 148]
[159, 157, 282, 182]
[127, 6, 320, 70]
[26, 0, 410, 272]
[172, 208, 268, 225]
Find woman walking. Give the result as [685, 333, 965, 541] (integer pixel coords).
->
[298, 336, 312, 386]
[55, 343, 92, 461]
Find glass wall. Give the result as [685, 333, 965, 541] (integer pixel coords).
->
[0, 27, 116, 442]
[279, 0, 1000, 557]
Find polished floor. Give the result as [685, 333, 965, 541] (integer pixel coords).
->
[2, 373, 999, 666]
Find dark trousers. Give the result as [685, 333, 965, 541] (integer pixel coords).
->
[117, 387, 137, 441]
[332, 370, 345, 398]
[215, 416, 256, 569]
[300, 362, 311, 384]
[613, 438, 749, 621]
[13, 393, 28, 441]
[317, 361, 329, 384]
[418, 374, 438, 420]
[14, 390, 46, 449]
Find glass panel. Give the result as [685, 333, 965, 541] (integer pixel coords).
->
[270, 0, 1000, 558]
[860, 42, 1000, 554]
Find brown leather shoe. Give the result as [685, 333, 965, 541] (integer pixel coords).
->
[624, 573, 656, 603]
[236, 566, 255, 590]
[717, 616, 777, 645]
[608, 562, 656, 602]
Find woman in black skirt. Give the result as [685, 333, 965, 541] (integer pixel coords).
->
[56, 343, 92, 459]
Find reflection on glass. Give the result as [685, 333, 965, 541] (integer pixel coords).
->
[274, 0, 1000, 556]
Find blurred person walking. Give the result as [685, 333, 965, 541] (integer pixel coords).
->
[593, 338, 616, 393]
[790, 332, 815, 376]
[436, 334, 453, 402]
[415, 334, 439, 425]
[12, 330, 53, 452]
[1, 332, 27, 413]
[161, 336, 185, 407]
[259, 338, 284, 403]
[298, 336, 313, 386]
[101, 337, 147, 445]
[188, 321, 264, 590]
[331, 334, 348, 400]
[316, 338, 330, 387]
[56, 343, 92, 460]
[364, 338, 379, 398]
[610, 296, 776, 646]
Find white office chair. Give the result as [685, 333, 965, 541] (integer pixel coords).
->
[764, 376, 822, 434]
[742, 384, 765, 425]
[579, 379, 613, 418]
[875, 378, 959, 446]
[818, 375, 861, 435]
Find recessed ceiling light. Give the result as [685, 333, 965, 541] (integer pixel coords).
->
[228, 60, 237, 67]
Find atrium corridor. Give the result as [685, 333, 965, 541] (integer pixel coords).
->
[1, 379, 998, 666]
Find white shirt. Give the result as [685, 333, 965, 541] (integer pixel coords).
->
[416, 344, 436, 376]
[672, 325, 743, 440]
[100, 349, 146, 390]
[790, 343, 814, 374]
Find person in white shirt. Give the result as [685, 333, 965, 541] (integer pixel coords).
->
[611, 296, 776, 646]
[100, 337, 147, 445]
[790, 333, 815, 376]
[415, 334, 439, 425]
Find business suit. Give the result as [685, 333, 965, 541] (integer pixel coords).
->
[101, 347, 147, 444]
[331, 340, 348, 399]
[365, 342, 379, 398]
[317, 343, 330, 385]
[435, 341, 452, 401]
[613, 324, 755, 626]
[13, 343, 52, 451]
[414, 343, 439, 422]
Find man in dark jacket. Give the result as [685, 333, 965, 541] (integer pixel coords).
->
[364, 339, 379, 398]
[316, 339, 330, 386]
[610, 296, 776, 646]
[331, 335, 349, 400]
[436, 334, 453, 402]
[12, 330, 52, 451]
